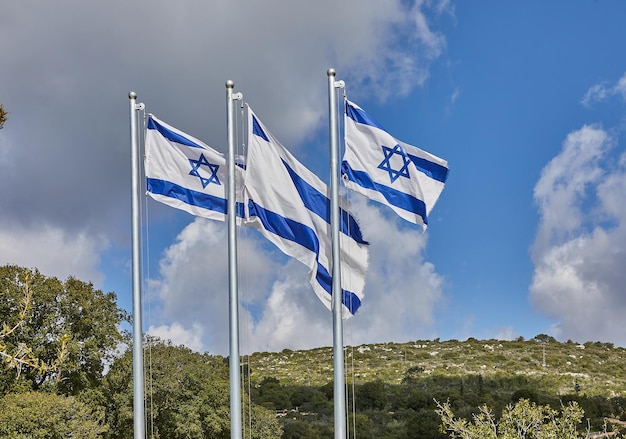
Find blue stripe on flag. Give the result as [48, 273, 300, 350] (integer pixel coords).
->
[341, 161, 428, 225]
[247, 200, 362, 314]
[408, 154, 449, 184]
[147, 178, 245, 218]
[281, 159, 368, 245]
[251, 115, 270, 142]
[147, 117, 205, 149]
[345, 101, 384, 130]
[313, 261, 362, 314]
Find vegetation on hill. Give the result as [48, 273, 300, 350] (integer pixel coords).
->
[1, 264, 626, 437]
[243, 337, 626, 437]
[246, 336, 625, 399]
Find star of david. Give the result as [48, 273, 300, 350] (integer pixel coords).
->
[189, 153, 221, 188]
[377, 143, 412, 184]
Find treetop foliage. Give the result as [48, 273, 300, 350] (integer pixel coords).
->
[0, 391, 108, 438]
[0, 264, 128, 395]
[103, 337, 282, 439]
[436, 398, 587, 439]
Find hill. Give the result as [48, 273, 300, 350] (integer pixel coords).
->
[246, 336, 626, 398]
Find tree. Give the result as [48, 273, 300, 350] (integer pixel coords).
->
[0, 271, 53, 375]
[0, 391, 108, 438]
[103, 338, 282, 439]
[405, 408, 447, 439]
[245, 404, 284, 439]
[435, 398, 588, 438]
[0, 265, 128, 395]
[0, 104, 7, 129]
[403, 365, 425, 384]
[348, 412, 376, 439]
[356, 380, 387, 411]
[103, 338, 229, 439]
[282, 419, 321, 439]
[534, 334, 556, 344]
[256, 376, 291, 410]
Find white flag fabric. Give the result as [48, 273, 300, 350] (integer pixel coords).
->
[145, 114, 245, 222]
[343, 100, 448, 228]
[244, 107, 369, 317]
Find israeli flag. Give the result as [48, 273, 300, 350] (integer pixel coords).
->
[244, 107, 369, 317]
[145, 115, 245, 222]
[343, 100, 448, 228]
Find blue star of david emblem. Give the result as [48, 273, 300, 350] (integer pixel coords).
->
[377, 144, 412, 184]
[189, 153, 221, 188]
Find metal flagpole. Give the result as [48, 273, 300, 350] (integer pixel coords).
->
[129, 91, 146, 439]
[226, 80, 243, 439]
[328, 69, 347, 439]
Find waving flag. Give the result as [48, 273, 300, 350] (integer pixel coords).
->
[342, 100, 448, 227]
[145, 115, 245, 221]
[244, 107, 369, 317]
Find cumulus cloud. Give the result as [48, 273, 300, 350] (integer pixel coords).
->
[147, 195, 446, 355]
[148, 322, 206, 353]
[147, 217, 332, 354]
[345, 197, 445, 342]
[243, 264, 334, 353]
[0, 221, 108, 286]
[530, 124, 626, 344]
[241, 197, 447, 352]
[532, 125, 609, 253]
[145, 218, 280, 354]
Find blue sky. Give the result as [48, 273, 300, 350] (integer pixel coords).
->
[1, 1, 626, 355]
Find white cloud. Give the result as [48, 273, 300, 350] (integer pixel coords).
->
[581, 83, 609, 107]
[148, 196, 447, 355]
[581, 71, 626, 107]
[147, 322, 206, 353]
[344, 197, 445, 343]
[613, 72, 626, 101]
[244, 195, 444, 350]
[148, 217, 338, 354]
[492, 326, 516, 341]
[410, 1, 447, 59]
[243, 200, 446, 353]
[243, 265, 333, 353]
[146, 218, 281, 354]
[0, 221, 108, 286]
[530, 124, 626, 344]
[450, 87, 461, 105]
[532, 125, 609, 256]
[250, 197, 445, 352]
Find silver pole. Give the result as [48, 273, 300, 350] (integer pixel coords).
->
[129, 91, 146, 439]
[328, 69, 346, 439]
[226, 80, 243, 439]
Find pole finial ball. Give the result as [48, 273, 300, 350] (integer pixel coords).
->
[327, 68, 336, 77]
[129, 91, 137, 99]
[226, 80, 235, 89]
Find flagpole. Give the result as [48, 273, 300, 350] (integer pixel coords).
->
[328, 68, 347, 439]
[226, 80, 243, 439]
[129, 91, 146, 439]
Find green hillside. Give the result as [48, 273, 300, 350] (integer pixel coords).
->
[244, 336, 626, 437]
[247, 336, 626, 398]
